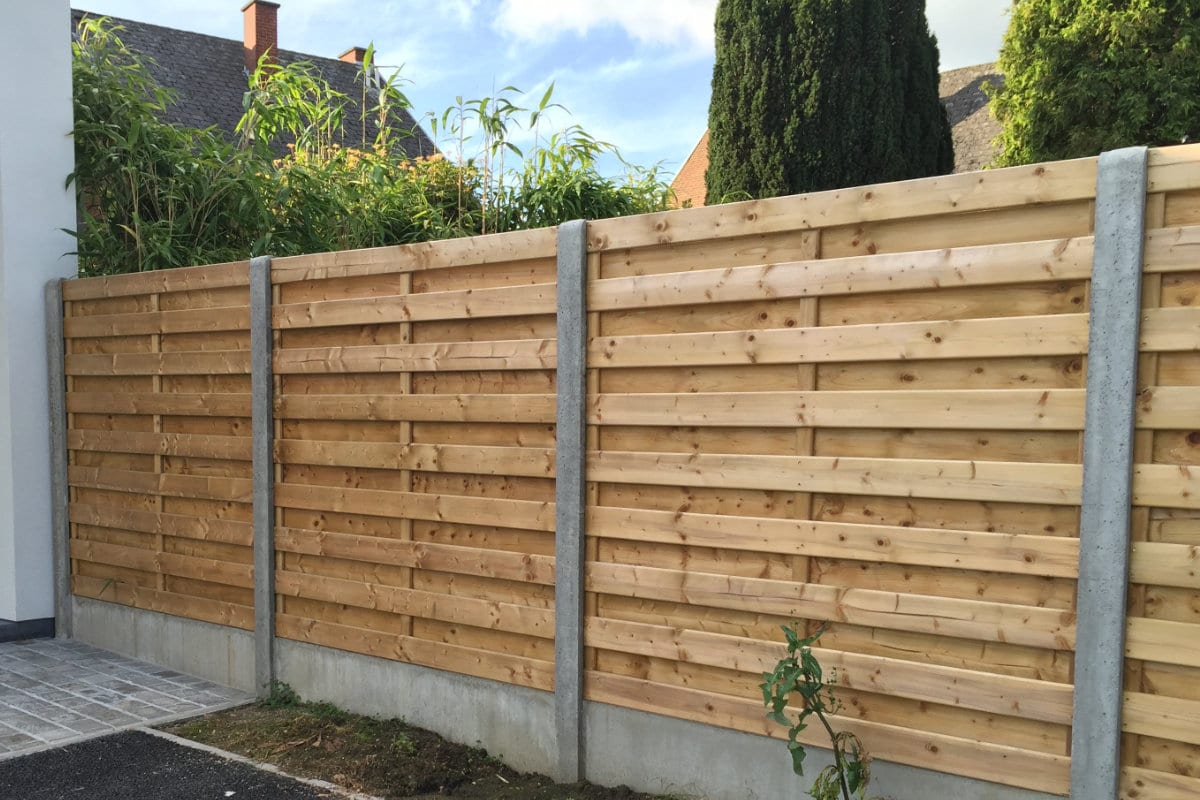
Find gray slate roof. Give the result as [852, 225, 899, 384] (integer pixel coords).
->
[72, 9, 436, 159]
[938, 63, 1003, 172]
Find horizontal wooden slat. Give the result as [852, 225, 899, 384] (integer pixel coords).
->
[66, 350, 251, 376]
[1123, 691, 1200, 746]
[1147, 143, 1200, 192]
[63, 261, 249, 301]
[586, 672, 1070, 795]
[274, 282, 555, 329]
[69, 503, 252, 547]
[275, 614, 553, 690]
[274, 527, 555, 584]
[71, 539, 253, 588]
[274, 339, 556, 374]
[1130, 541, 1200, 589]
[590, 235, 1095, 310]
[65, 392, 250, 417]
[273, 484, 555, 531]
[591, 389, 1086, 430]
[1120, 766, 1200, 800]
[1133, 464, 1200, 510]
[68, 466, 253, 503]
[276, 571, 553, 636]
[588, 562, 1075, 650]
[589, 451, 1082, 506]
[585, 617, 1073, 724]
[64, 306, 250, 338]
[276, 440, 554, 477]
[1140, 307, 1200, 353]
[72, 574, 253, 630]
[276, 393, 555, 423]
[1125, 617, 1200, 667]
[69, 430, 251, 461]
[590, 313, 1090, 368]
[270, 228, 558, 283]
[1144, 224, 1200, 272]
[588, 506, 1079, 577]
[586, 156, 1098, 253]
[1136, 386, 1200, 429]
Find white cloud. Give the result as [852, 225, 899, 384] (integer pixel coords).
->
[493, 0, 717, 50]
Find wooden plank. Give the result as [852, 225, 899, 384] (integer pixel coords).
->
[587, 156, 1098, 253]
[585, 671, 1070, 794]
[590, 314, 1090, 369]
[63, 261, 249, 301]
[274, 282, 555, 329]
[1125, 617, 1200, 667]
[590, 235, 1096, 311]
[68, 466, 253, 503]
[274, 614, 553, 690]
[64, 306, 250, 339]
[1123, 691, 1200, 746]
[1130, 542, 1200, 589]
[276, 393, 555, 423]
[1141, 306, 1200, 353]
[587, 562, 1075, 650]
[274, 338, 555, 374]
[68, 430, 251, 461]
[65, 392, 250, 418]
[66, 351, 251, 376]
[1120, 766, 1200, 800]
[1147, 144, 1200, 192]
[270, 228, 559, 283]
[1136, 386, 1200, 429]
[591, 389, 1086, 430]
[589, 451, 1082, 506]
[70, 539, 253, 588]
[274, 483, 554, 531]
[587, 506, 1079, 577]
[275, 440, 554, 478]
[275, 571, 553, 637]
[1132, 464, 1200, 509]
[72, 574, 253, 629]
[584, 617, 1073, 723]
[274, 527, 555, 584]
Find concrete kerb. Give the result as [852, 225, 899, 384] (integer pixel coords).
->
[1070, 145, 1149, 800]
[45, 278, 70, 640]
[250, 255, 276, 699]
[553, 219, 589, 783]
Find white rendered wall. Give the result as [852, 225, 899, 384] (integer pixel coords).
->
[0, 0, 77, 621]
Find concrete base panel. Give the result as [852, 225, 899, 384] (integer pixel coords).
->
[71, 598, 254, 693]
[584, 701, 1061, 800]
[274, 638, 556, 776]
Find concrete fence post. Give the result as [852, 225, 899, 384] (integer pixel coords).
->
[46, 278, 71, 639]
[554, 220, 589, 783]
[1071, 146, 1149, 800]
[250, 255, 276, 698]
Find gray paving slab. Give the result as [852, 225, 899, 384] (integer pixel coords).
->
[0, 638, 250, 760]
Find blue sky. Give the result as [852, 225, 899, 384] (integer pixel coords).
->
[71, 0, 1012, 179]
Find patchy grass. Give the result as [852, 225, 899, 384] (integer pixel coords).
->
[164, 685, 678, 800]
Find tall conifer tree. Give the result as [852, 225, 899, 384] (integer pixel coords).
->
[706, 0, 952, 202]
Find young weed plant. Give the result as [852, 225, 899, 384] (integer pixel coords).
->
[761, 624, 876, 800]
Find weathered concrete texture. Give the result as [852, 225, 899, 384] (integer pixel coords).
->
[274, 638, 556, 775]
[1072, 145, 1148, 800]
[45, 279, 70, 641]
[71, 598, 254, 693]
[584, 702, 1061, 800]
[249, 255, 275, 699]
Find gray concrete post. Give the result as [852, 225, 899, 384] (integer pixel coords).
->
[554, 220, 589, 783]
[45, 279, 71, 639]
[1071, 146, 1149, 800]
[250, 256, 276, 698]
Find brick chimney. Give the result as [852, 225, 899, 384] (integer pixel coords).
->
[242, 0, 279, 72]
[339, 46, 367, 64]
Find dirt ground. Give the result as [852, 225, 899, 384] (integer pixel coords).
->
[165, 690, 677, 800]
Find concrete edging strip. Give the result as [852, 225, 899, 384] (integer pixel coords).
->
[45, 278, 71, 640]
[250, 255, 276, 699]
[1070, 145, 1149, 800]
[553, 219, 588, 783]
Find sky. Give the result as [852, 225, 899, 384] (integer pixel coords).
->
[70, 0, 1012, 179]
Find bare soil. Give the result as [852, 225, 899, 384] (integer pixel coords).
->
[165, 695, 677, 800]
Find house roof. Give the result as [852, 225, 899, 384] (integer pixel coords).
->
[72, 9, 436, 159]
[670, 63, 1004, 207]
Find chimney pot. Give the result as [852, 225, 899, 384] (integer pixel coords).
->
[242, 0, 280, 72]
[339, 46, 368, 64]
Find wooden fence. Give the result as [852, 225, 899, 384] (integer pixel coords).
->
[57, 144, 1200, 799]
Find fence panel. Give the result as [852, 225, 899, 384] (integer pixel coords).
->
[63, 262, 255, 630]
[269, 230, 559, 690]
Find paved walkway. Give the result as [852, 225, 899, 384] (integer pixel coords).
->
[0, 637, 250, 759]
